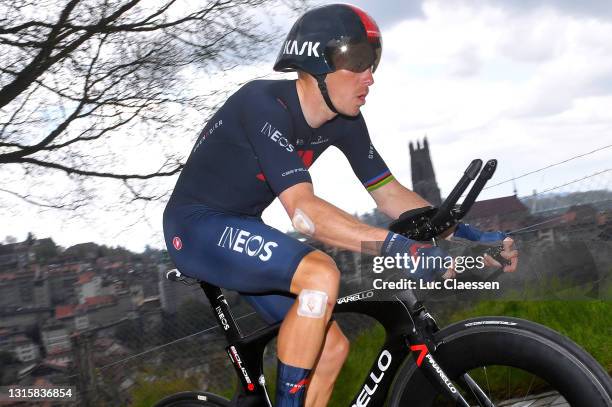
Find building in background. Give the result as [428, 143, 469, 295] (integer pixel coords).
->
[409, 137, 442, 206]
[0, 331, 40, 363]
[463, 195, 531, 232]
[40, 321, 71, 355]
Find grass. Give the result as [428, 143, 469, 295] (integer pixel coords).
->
[130, 366, 236, 406]
[131, 375, 201, 407]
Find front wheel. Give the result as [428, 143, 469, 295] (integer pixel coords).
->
[387, 316, 612, 406]
[153, 391, 230, 407]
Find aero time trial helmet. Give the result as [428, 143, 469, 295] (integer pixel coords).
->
[273, 4, 382, 113]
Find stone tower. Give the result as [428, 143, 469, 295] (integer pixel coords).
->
[409, 137, 442, 206]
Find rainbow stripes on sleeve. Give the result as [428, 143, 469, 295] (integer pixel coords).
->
[364, 170, 394, 192]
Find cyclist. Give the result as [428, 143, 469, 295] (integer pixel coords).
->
[163, 4, 518, 406]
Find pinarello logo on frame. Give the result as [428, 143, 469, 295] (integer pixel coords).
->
[172, 236, 182, 250]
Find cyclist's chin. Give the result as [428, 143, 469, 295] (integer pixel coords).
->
[338, 104, 362, 117]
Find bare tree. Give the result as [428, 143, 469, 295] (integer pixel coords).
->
[0, 0, 306, 212]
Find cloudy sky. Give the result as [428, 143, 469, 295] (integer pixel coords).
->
[4, 0, 612, 251]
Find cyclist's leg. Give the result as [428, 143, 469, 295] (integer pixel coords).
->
[272, 250, 341, 406]
[242, 295, 350, 407]
[304, 321, 349, 407]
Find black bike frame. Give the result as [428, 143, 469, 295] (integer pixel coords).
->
[202, 280, 475, 407]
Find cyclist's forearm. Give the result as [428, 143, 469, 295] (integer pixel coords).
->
[279, 183, 389, 253]
[312, 197, 389, 254]
[313, 197, 389, 254]
[370, 179, 430, 219]
[292, 195, 388, 254]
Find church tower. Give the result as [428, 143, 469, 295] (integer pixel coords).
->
[409, 137, 442, 206]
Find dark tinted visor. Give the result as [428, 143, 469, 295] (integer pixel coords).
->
[327, 37, 382, 73]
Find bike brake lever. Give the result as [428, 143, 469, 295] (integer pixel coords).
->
[462, 243, 511, 268]
[484, 245, 511, 267]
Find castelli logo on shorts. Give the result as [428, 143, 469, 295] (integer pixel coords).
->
[217, 226, 278, 261]
[172, 236, 182, 250]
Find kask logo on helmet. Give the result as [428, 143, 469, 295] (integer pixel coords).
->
[283, 40, 320, 57]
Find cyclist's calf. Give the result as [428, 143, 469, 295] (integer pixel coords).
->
[276, 251, 341, 406]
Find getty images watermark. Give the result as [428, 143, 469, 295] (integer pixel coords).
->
[370, 253, 501, 291]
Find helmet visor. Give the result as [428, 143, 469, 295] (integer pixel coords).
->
[327, 37, 382, 73]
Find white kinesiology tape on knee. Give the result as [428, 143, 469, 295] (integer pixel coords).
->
[297, 289, 328, 318]
[292, 208, 315, 236]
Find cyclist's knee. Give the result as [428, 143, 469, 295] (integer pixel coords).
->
[292, 251, 340, 291]
[291, 250, 340, 309]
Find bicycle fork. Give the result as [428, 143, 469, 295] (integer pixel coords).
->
[404, 307, 495, 407]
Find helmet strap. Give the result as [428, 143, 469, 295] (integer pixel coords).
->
[313, 74, 338, 114]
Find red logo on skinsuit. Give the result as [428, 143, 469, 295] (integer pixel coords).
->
[256, 149, 314, 181]
[409, 242, 432, 259]
[296, 150, 314, 167]
[289, 378, 310, 394]
[172, 236, 182, 250]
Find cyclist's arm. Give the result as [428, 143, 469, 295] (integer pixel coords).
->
[369, 178, 431, 219]
[332, 117, 433, 224]
[370, 179, 460, 239]
[279, 182, 389, 255]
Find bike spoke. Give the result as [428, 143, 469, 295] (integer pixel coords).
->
[483, 366, 492, 401]
[506, 366, 511, 401]
[520, 374, 536, 402]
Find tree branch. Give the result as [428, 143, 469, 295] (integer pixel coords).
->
[0, 187, 87, 210]
[18, 157, 183, 179]
[0, 21, 56, 35]
[0, 0, 83, 109]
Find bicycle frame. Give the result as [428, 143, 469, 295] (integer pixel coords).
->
[202, 280, 481, 407]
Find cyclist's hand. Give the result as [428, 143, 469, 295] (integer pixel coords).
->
[382, 232, 455, 281]
[454, 223, 518, 273]
[453, 222, 507, 242]
[483, 237, 518, 273]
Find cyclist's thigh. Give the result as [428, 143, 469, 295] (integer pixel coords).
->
[163, 203, 314, 293]
[241, 293, 296, 324]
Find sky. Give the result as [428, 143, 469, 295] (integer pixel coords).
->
[3, 0, 612, 251]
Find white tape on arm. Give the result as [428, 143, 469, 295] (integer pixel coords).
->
[297, 289, 328, 318]
[292, 208, 315, 236]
